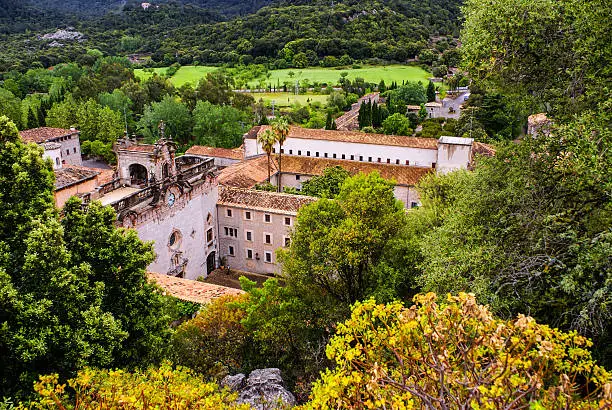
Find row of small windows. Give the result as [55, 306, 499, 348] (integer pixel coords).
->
[224, 227, 290, 247]
[64, 147, 78, 156]
[225, 208, 292, 226]
[270, 149, 437, 169]
[227, 246, 275, 263]
[51, 135, 74, 142]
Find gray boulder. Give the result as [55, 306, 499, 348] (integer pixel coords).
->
[224, 368, 296, 409]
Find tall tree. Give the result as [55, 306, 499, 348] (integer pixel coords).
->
[192, 101, 248, 148]
[271, 117, 289, 192]
[257, 129, 276, 183]
[426, 80, 436, 102]
[137, 96, 193, 146]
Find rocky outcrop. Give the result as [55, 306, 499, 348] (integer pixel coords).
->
[41, 29, 85, 41]
[222, 368, 296, 409]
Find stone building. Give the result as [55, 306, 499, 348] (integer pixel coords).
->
[20, 127, 83, 166]
[217, 186, 315, 274]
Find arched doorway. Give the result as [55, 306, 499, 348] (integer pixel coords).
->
[206, 251, 216, 274]
[128, 163, 148, 187]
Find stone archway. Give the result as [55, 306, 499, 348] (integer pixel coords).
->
[128, 163, 148, 187]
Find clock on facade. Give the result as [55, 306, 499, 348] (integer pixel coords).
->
[167, 192, 176, 207]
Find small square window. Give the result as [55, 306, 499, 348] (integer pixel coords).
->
[406, 160, 410, 165]
[265, 233, 272, 244]
[246, 231, 253, 241]
[296, 175, 301, 180]
[289, 149, 293, 154]
[224, 227, 229, 236]
[350, 155, 354, 160]
[324, 153, 328, 158]
[228, 246, 235, 256]
[359, 156, 363, 161]
[368, 157, 372, 162]
[333, 153, 336, 159]
[432, 162, 436, 168]
[298, 150, 302, 155]
[73, 147, 77, 153]
[227, 209, 232, 217]
[316, 152, 319, 157]
[245, 211, 252, 220]
[342, 154, 345, 159]
[264, 214, 271, 223]
[206, 228, 214, 243]
[411, 202, 419, 208]
[284, 237, 291, 247]
[396, 159, 400, 165]
[264, 251, 272, 263]
[307, 151, 310, 156]
[284, 217, 291, 226]
[387, 158, 390, 164]
[66, 149, 70, 155]
[377, 158, 381, 163]
[246, 249, 253, 259]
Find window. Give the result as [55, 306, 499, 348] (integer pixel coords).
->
[206, 228, 214, 243]
[264, 213, 271, 223]
[168, 230, 182, 250]
[284, 217, 291, 226]
[55, 158, 60, 166]
[406, 160, 410, 165]
[73, 147, 77, 153]
[387, 158, 390, 164]
[368, 157, 372, 162]
[224, 227, 238, 237]
[264, 251, 273, 263]
[280, 149, 284, 154]
[246, 230, 253, 241]
[245, 211, 252, 220]
[342, 154, 345, 159]
[264, 233, 272, 244]
[333, 154, 336, 159]
[224, 227, 229, 236]
[272, 148, 276, 153]
[324, 153, 328, 158]
[298, 150, 302, 155]
[307, 151, 310, 156]
[284, 236, 291, 247]
[228, 246, 235, 256]
[289, 149, 293, 154]
[246, 249, 253, 259]
[432, 162, 437, 168]
[295, 175, 300, 180]
[377, 158, 381, 163]
[411, 202, 419, 208]
[359, 156, 363, 161]
[350, 155, 354, 160]
[226, 209, 232, 217]
[316, 152, 319, 157]
[396, 159, 400, 165]
[66, 149, 70, 156]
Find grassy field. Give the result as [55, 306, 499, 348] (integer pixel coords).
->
[268, 65, 431, 86]
[135, 65, 432, 88]
[247, 92, 329, 107]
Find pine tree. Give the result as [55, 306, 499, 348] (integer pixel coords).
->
[378, 80, 386, 93]
[358, 103, 366, 129]
[325, 111, 334, 130]
[27, 106, 38, 129]
[427, 81, 436, 103]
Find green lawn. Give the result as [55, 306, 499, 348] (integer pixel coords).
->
[135, 64, 432, 88]
[247, 92, 329, 107]
[267, 65, 432, 86]
[134, 67, 170, 82]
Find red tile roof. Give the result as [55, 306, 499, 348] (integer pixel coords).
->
[54, 166, 99, 190]
[148, 272, 244, 304]
[218, 155, 270, 188]
[218, 186, 316, 214]
[275, 156, 434, 186]
[120, 144, 156, 153]
[250, 126, 439, 150]
[20, 127, 78, 144]
[185, 145, 243, 160]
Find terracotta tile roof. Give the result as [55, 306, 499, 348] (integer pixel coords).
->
[148, 272, 244, 304]
[275, 156, 434, 186]
[218, 155, 270, 188]
[20, 127, 78, 144]
[120, 144, 156, 153]
[250, 126, 439, 150]
[218, 186, 316, 214]
[472, 142, 496, 157]
[185, 145, 243, 160]
[54, 166, 99, 190]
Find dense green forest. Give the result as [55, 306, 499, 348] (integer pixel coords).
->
[0, 0, 461, 72]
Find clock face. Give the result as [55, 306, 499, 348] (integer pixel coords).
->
[167, 192, 176, 207]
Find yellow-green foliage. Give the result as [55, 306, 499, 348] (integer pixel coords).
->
[27, 362, 249, 410]
[305, 293, 612, 409]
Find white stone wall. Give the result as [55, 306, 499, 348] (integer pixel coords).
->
[125, 182, 219, 280]
[436, 140, 473, 174]
[217, 205, 295, 275]
[43, 146, 62, 169]
[56, 133, 82, 166]
[245, 138, 439, 168]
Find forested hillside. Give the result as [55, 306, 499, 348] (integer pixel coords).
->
[0, 0, 461, 72]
